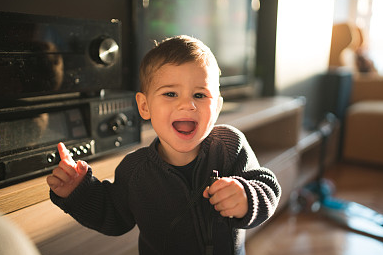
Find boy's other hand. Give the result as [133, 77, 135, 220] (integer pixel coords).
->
[203, 178, 248, 219]
[46, 142, 88, 198]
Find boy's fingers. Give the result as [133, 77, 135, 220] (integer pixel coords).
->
[208, 178, 246, 204]
[46, 175, 63, 189]
[219, 208, 237, 218]
[52, 166, 72, 183]
[58, 159, 77, 178]
[76, 160, 88, 175]
[210, 191, 235, 206]
[203, 187, 211, 198]
[204, 178, 248, 219]
[57, 142, 74, 163]
[207, 178, 231, 196]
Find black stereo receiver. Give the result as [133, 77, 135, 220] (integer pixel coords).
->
[0, 12, 140, 187]
[0, 11, 123, 101]
[0, 92, 140, 187]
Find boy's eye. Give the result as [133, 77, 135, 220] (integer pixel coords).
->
[163, 92, 176, 97]
[194, 93, 206, 99]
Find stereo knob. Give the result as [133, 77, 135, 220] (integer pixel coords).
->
[109, 113, 129, 134]
[47, 153, 57, 164]
[90, 37, 119, 66]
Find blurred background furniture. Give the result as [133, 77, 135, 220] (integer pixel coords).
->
[329, 22, 383, 166]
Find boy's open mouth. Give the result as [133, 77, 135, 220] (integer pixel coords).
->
[172, 121, 197, 135]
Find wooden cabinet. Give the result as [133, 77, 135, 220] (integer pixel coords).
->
[218, 97, 304, 212]
[1, 96, 309, 255]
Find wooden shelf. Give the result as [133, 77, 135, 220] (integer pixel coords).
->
[0, 147, 132, 214]
[218, 96, 304, 135]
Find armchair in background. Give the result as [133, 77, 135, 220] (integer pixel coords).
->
[329, 22, 383, 166]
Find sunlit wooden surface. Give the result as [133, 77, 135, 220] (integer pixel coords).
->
[245, 162, 383, 255]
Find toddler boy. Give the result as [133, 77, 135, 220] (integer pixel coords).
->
[47, 35, 281, 255]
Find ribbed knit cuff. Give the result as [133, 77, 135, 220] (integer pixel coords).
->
[229, 176, 258, 229]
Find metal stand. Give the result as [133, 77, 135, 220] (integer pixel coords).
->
[294, 113, 383, 239]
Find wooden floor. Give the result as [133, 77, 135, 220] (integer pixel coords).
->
[245, 162, 383, 255]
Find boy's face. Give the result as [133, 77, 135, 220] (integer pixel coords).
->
[136, 61, 223, 165]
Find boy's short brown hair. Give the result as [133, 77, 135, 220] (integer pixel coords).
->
[139, 35, 221, 93]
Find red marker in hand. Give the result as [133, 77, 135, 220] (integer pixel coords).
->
[46, 142, 88, 198]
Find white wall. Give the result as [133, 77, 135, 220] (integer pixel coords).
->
[275, 0, 335, 91]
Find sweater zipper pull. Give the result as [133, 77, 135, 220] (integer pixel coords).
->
[210, 170, 219, 185]
[207, 170, 219, 198]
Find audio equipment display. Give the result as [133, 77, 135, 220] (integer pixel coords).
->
[0, 92, 140, 187]
[0, 109, 87, 154]
[0, 11, 122, 101]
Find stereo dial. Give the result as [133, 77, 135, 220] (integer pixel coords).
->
[110, 113, 129, 134]
[90, 37, 119, 66]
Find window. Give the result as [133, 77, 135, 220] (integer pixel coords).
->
[354, 0, 383, 74]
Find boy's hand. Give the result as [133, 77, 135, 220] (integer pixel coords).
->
[203, 178, 248, 219]
[46, 142, 88, 198]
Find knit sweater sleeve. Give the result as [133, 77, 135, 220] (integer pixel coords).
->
[213, 125, 282, 229]
[49, 152, 140, 236]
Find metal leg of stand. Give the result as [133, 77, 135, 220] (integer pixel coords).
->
[318, 114, 383, 239]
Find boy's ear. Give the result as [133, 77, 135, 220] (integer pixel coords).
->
[135, 92, 151, 120]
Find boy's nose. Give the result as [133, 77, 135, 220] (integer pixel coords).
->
[178, 97, 196, 111]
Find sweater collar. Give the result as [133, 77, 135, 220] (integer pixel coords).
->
[147, 134, 212, 168]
